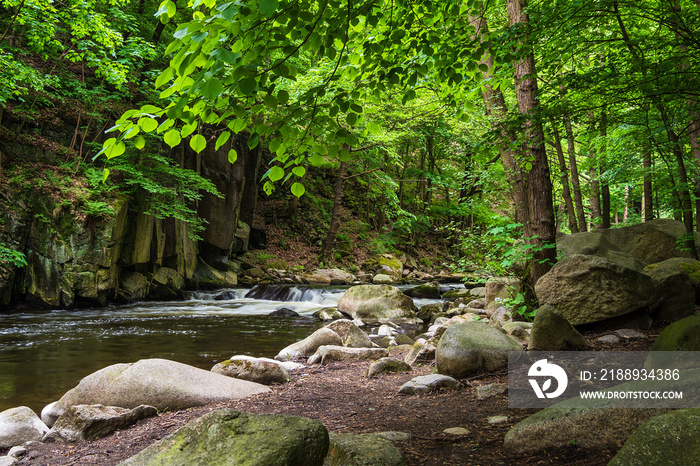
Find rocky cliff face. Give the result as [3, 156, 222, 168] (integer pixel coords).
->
[0, 133, 260, 311]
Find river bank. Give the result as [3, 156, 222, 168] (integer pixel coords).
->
[9, 332, 656, 465]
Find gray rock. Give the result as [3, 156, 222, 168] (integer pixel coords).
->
[367, 358, 412, 377]
[372, 273, 394, 284]
[487, 416, 509, 425]
[325, 432, 406, 466]
[308, 346, 388, 365]
[50, 359, 270, 421]
[120, 409, 328, 465]
[502, 322, 532, 345]
[476, 383, 507, 400]
[275, 327, 343, 361]
[485, 278, 520, 310]
[313, 308, 346, 321]
[598, 334, 621, 344]
[535, 255, 660, 325]
[404, 283, 441, 299]
[302, 268, 355, 285]
[614, 329, 645, 339]
[0, 457, 16, 466]
[337, 285, 420, 325]
[7, 446, 25, 459]
[0, 407, 48, 449]
[43, 404, 157, 443]
[527, 305, 589, 351]
[489, 306, 513, 327]
[398, 374, 461, 395]
[436, 322, 522, 378]
[609, 408, 700, 466]
[404, 338, 436, 365]
[325, 319, 374, 348]
[643, 259, 696, 321]
[212, 356, 290, 385]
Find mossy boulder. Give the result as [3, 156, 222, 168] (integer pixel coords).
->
[650, 315, 700, 351]
[404, 282, 441, 299]
[325, 432, 405, 466]
[436, 321, 521, 378]
[337, 285, 420, 325]
[643, 259, 696, 321]
[367, 357, 412, 377]
[212, 356, 290, 385]
[609, 409, 700, 466]
[120, 409, 329, 466]
[528, 305, 588, 351]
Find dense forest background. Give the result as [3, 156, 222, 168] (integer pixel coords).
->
[1, 0, 699, 309]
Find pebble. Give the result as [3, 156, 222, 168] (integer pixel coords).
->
[376, 431, 412, 441]
[487, 415, 509, 425]
[443, 427, 470, 435]
[476, 383, 507, 400]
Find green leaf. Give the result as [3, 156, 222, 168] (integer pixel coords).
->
[202, 78, 224, 100]
[277, 89, 289, 104]
[138, 117, 159, 133]
[239, 77, 257, 95]
[309, 153, 325, 166]
[215, 131, 231, 150]
[134, 136, 146, 150]
[164, 129, 182, 148]
[268, 166, 285, 182]
[228, 148, 238, 163]
[291, 182, 305, 197]
[259, 0, 278, 16]
[292, 166, 306, 177]
[181, 122, 197, 138]
[102, 168, 110, 183]
[105, 141, 126, 159]
[346, 113, 357, 126]
[263, 94, 278, 108]
[263, 181, 274, 195]
[190, 134, 207, 153]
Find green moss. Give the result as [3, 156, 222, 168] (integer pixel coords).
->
[679, 262, 700, 283]
[651, 315, 700, 351]
[378, 256, 402, 271]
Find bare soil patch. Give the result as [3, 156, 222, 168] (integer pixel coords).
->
[13, 330, 655, 465]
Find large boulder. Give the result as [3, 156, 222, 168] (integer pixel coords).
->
[435, 322, 521, 378]
[527, 305, 588, 351]
[120, 409, 329, 466]
[534, 254, 660, 325]
[48, 359, 270, 422]
[43, 404, 156, 443]
[404, 283, 441, 299]
[326, 433, 406, 466]
[211, 356, 290, 385]
[485, 277, 520, 310]
[609, 409, 700, 466]
[0, 407, 49, 448]
[337, 285, 420, 325]
[650, 315, 700, 351]
[275, 327, 343, 361]
[643, 259, 696, 321]
[377, 255, 403, 281]
[558, 219, 700, 265]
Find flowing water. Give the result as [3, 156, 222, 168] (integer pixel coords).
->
[0, 286, 351, 414]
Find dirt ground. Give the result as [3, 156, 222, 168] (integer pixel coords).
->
[11, 330, 656, 466]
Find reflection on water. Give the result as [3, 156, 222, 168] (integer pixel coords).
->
[0, 287, 345, 414]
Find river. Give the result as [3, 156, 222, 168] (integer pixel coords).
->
[0, 285, 441, 415]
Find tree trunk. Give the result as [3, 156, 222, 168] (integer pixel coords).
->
[643, 147, 654, 222]
[599, 109, 611, 229]
[549, 117, 578, 232]
[506, 0, 557, 288]
[563, 113, 587, 231]
[321, 160, 347, 262]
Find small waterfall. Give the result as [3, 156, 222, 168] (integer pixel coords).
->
[245, 285, 328, 303]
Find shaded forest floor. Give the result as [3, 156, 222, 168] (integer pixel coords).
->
[15, 330, 656, 465]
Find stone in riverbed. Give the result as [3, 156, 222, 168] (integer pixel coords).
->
[527, 304, 588, 351]
[275, 327, 343, 361]
[367, 357, 412, 377]
[337, 285, 420, 325]
[0, 407, 49, 449]
[398, 374, 461, 395]
[119, 409, 328, 466]
[43, 404, 157, 443]
[325, 319, 374, 348]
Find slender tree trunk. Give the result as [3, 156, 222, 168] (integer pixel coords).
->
[599, 109, 611, 229]
[506, 0, 557, 288]
[563, 114, 587, 231]
[321, 160, 347, 262]
[550, 117, 578, 232]
[623, 185, 630, 222]
[643, 147, 654, 222]
[588, 153, 601, 230]
[469, 9, 528, 225]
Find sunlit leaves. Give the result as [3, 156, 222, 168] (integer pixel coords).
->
[190, 134, 207, 153]
[291, 182, 305, 197]
[228, 148, 238, 163]
[164, 129, 182, 148]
